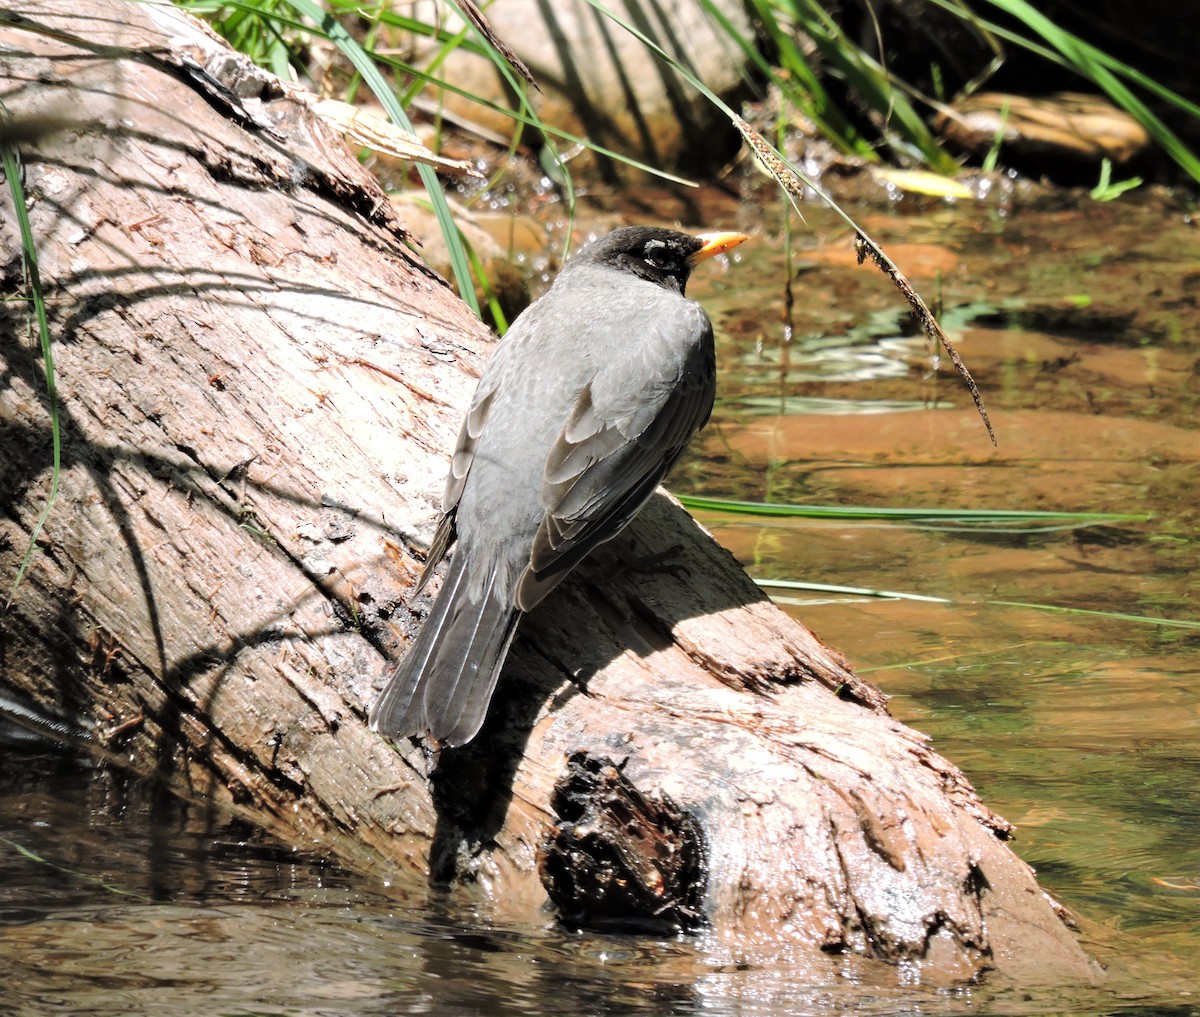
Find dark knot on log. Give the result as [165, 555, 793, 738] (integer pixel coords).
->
[539, 751, 708, 933]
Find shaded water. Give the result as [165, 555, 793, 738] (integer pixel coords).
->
[3, 191, 1198, 1015]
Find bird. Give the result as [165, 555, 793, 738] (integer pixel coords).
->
[369, 226, 750, 747]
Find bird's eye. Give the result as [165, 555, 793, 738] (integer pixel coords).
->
[643, 244, 673, 269]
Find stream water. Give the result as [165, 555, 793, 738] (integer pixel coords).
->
[3, 185, 1198, 1015]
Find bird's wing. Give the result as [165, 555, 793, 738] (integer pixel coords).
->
[414, 307, 542, 590]
[409, 382, 495, 593]
[439, 295, 557, 514]
[514, 315, 715, 611]
[442, 374, 499, 514]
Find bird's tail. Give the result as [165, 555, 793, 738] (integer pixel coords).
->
[368, 551, 519, 747]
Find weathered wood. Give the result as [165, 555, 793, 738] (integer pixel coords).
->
[0, 0, 1098, 985]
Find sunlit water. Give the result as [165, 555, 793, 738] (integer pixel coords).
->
[4, 190, 1198, 1015]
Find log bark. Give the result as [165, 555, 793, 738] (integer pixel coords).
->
[0, 0, 1098, 985]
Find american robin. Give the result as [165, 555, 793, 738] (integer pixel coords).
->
[370, 226, 749, 746]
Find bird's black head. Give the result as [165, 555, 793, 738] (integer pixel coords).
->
[571, 226, 748, 295]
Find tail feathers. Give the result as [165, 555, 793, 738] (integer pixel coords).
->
[369, 553, 519, 747]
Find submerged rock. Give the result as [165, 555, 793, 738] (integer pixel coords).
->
[935, 91, 1150, 177]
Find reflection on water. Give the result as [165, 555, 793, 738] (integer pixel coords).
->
[730, 302, 1018, 389]
[3, 193, 1199, 1015]
[3, 745, 1195, 1015]
[683, 189, 1200, 1013]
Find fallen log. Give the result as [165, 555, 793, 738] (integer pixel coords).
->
[0, 0, 1099, 985]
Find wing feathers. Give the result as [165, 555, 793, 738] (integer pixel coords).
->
[514, 325, 715, 611]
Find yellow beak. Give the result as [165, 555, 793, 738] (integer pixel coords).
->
[690, 231, 751, 263]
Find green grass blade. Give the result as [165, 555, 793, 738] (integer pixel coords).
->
[679, 493, 1149, 525]
[987, 599, 1200, 630]
[396, 8, 473, 107]
[177, 0, 496, 61]
[755, 580, 1199, 631]
[459, 228, 509, 333]
[277, 0, 480, 315]
[3, 143, 60, 602]
[755, 578, 951, 603]
[0, 835, 152, 900]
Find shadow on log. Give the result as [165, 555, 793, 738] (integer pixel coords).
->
[0, 0, 1099, 987]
